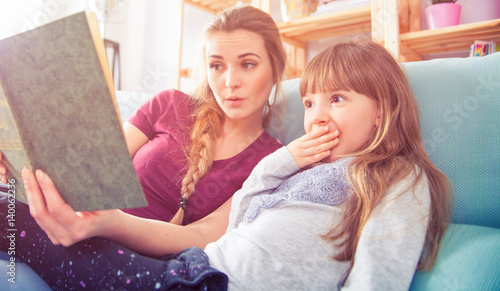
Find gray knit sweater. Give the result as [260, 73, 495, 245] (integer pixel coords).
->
[204, 147, 430, 290]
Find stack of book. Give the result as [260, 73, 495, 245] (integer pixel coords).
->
[470, 40, 498, 57]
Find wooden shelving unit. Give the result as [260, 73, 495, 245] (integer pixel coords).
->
[277, 5, 371, 77]
[401, 18, 500, 57]
[278, 0, 500, 77]
[176, 0, 500, 81]
[278, 5, 372, 45]
[184, 0, 251, 14]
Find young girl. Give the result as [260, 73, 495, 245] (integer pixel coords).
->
[7, 41, 451, 290]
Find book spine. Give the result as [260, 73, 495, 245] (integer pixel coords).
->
[0, 86, 30, 203]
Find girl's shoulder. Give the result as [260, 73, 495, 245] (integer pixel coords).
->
[385, 165, 430, 205]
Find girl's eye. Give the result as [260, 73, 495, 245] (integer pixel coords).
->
[332, 95, 346, 103]
[303, 100, 313, 109]
[242, 61, 256, 69]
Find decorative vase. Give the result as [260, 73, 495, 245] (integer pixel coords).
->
[281, 0, 319, 22]
[425, 3, 462, 30]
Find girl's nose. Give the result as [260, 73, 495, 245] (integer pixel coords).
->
[311, 107, 330, 125]
[225, 67, 241, 90]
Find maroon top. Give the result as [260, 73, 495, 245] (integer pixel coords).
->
[123, 89, 282, 224]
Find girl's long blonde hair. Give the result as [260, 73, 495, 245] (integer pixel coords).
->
[170, 6, 286, 225]
[300, 42, 452, 270]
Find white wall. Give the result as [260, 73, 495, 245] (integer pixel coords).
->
[105, 0, 211, 93]
[0, 0, 212, 94]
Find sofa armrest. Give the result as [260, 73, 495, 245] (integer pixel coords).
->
[410, 223, 500, 290]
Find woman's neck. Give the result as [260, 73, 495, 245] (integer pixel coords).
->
[213, 116, 264, 161]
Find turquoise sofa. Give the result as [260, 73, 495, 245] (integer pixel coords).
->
[1, 53, 499, 290]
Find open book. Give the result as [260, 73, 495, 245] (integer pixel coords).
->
[0, 12, 147, 211]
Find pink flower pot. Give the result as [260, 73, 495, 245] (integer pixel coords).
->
[425, 3, 462, 30]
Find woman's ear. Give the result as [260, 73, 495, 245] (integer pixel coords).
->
[373, 105, 382, 127]
[375, 111, 381, 127]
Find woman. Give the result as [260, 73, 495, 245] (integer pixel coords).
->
[0, 5, 286, 225]
[0, 5, 287, 289]
[123, 5, 287, 225]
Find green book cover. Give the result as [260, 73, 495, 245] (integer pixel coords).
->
[0, 12, 147, 211]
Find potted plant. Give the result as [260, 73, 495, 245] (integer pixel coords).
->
[425, 0, 462, 30]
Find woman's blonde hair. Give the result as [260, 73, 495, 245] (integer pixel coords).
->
[300, 41, 452, 270]
[170, 6, 286, 224]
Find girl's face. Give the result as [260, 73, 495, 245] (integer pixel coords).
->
[302, 90, 380, 162]
[206, 30, 274, 124]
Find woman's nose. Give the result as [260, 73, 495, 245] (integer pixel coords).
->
[225, 67, 241, 90]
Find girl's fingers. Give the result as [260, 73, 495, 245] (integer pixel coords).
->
[302, 138, 338, 158]
[298, 130, 339, 154]
[288, 128, 339, 168]
[299, 125, 329, 142]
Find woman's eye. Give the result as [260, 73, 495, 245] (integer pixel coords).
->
[242, 62, 256, 69]
[209, 63, 223, 71]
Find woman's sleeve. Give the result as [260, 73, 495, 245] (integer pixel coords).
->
[342, 169, 431, 291]
[127, 89, 182, 139]
[226, 146, 300, 231]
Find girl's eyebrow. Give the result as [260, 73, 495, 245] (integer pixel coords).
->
[207, 53, 261, 59]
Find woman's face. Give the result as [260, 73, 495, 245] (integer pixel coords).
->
[302, 90, 380, 162]
[206, 30, 274, 124]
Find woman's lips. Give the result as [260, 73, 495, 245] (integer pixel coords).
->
[226, 97, 245, 106]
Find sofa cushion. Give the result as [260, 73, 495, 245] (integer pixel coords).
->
[266, 78, 305, 145]
[115, 90, 153, 122]
[402, 53, 500, 228]
[410, 223, 500, 290]
[0, 251, 51, 290]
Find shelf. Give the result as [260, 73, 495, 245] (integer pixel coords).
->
[184, 0, 247, 14]
[277, 5, 372, 46]
[177, 0, 500, 84]
[401, 18, 500, 56]
[184, 0, 251, 14]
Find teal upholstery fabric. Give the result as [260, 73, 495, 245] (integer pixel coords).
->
[0, 251, 51, 289]
[402, 53, 500, 228]
[266, 78, 305, 146]
[410, 223, 500, 290]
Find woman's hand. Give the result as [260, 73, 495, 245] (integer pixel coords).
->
[286, 126, 339, 169]
[22, 167, 118, 247]
[0, 152, 8, 184]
